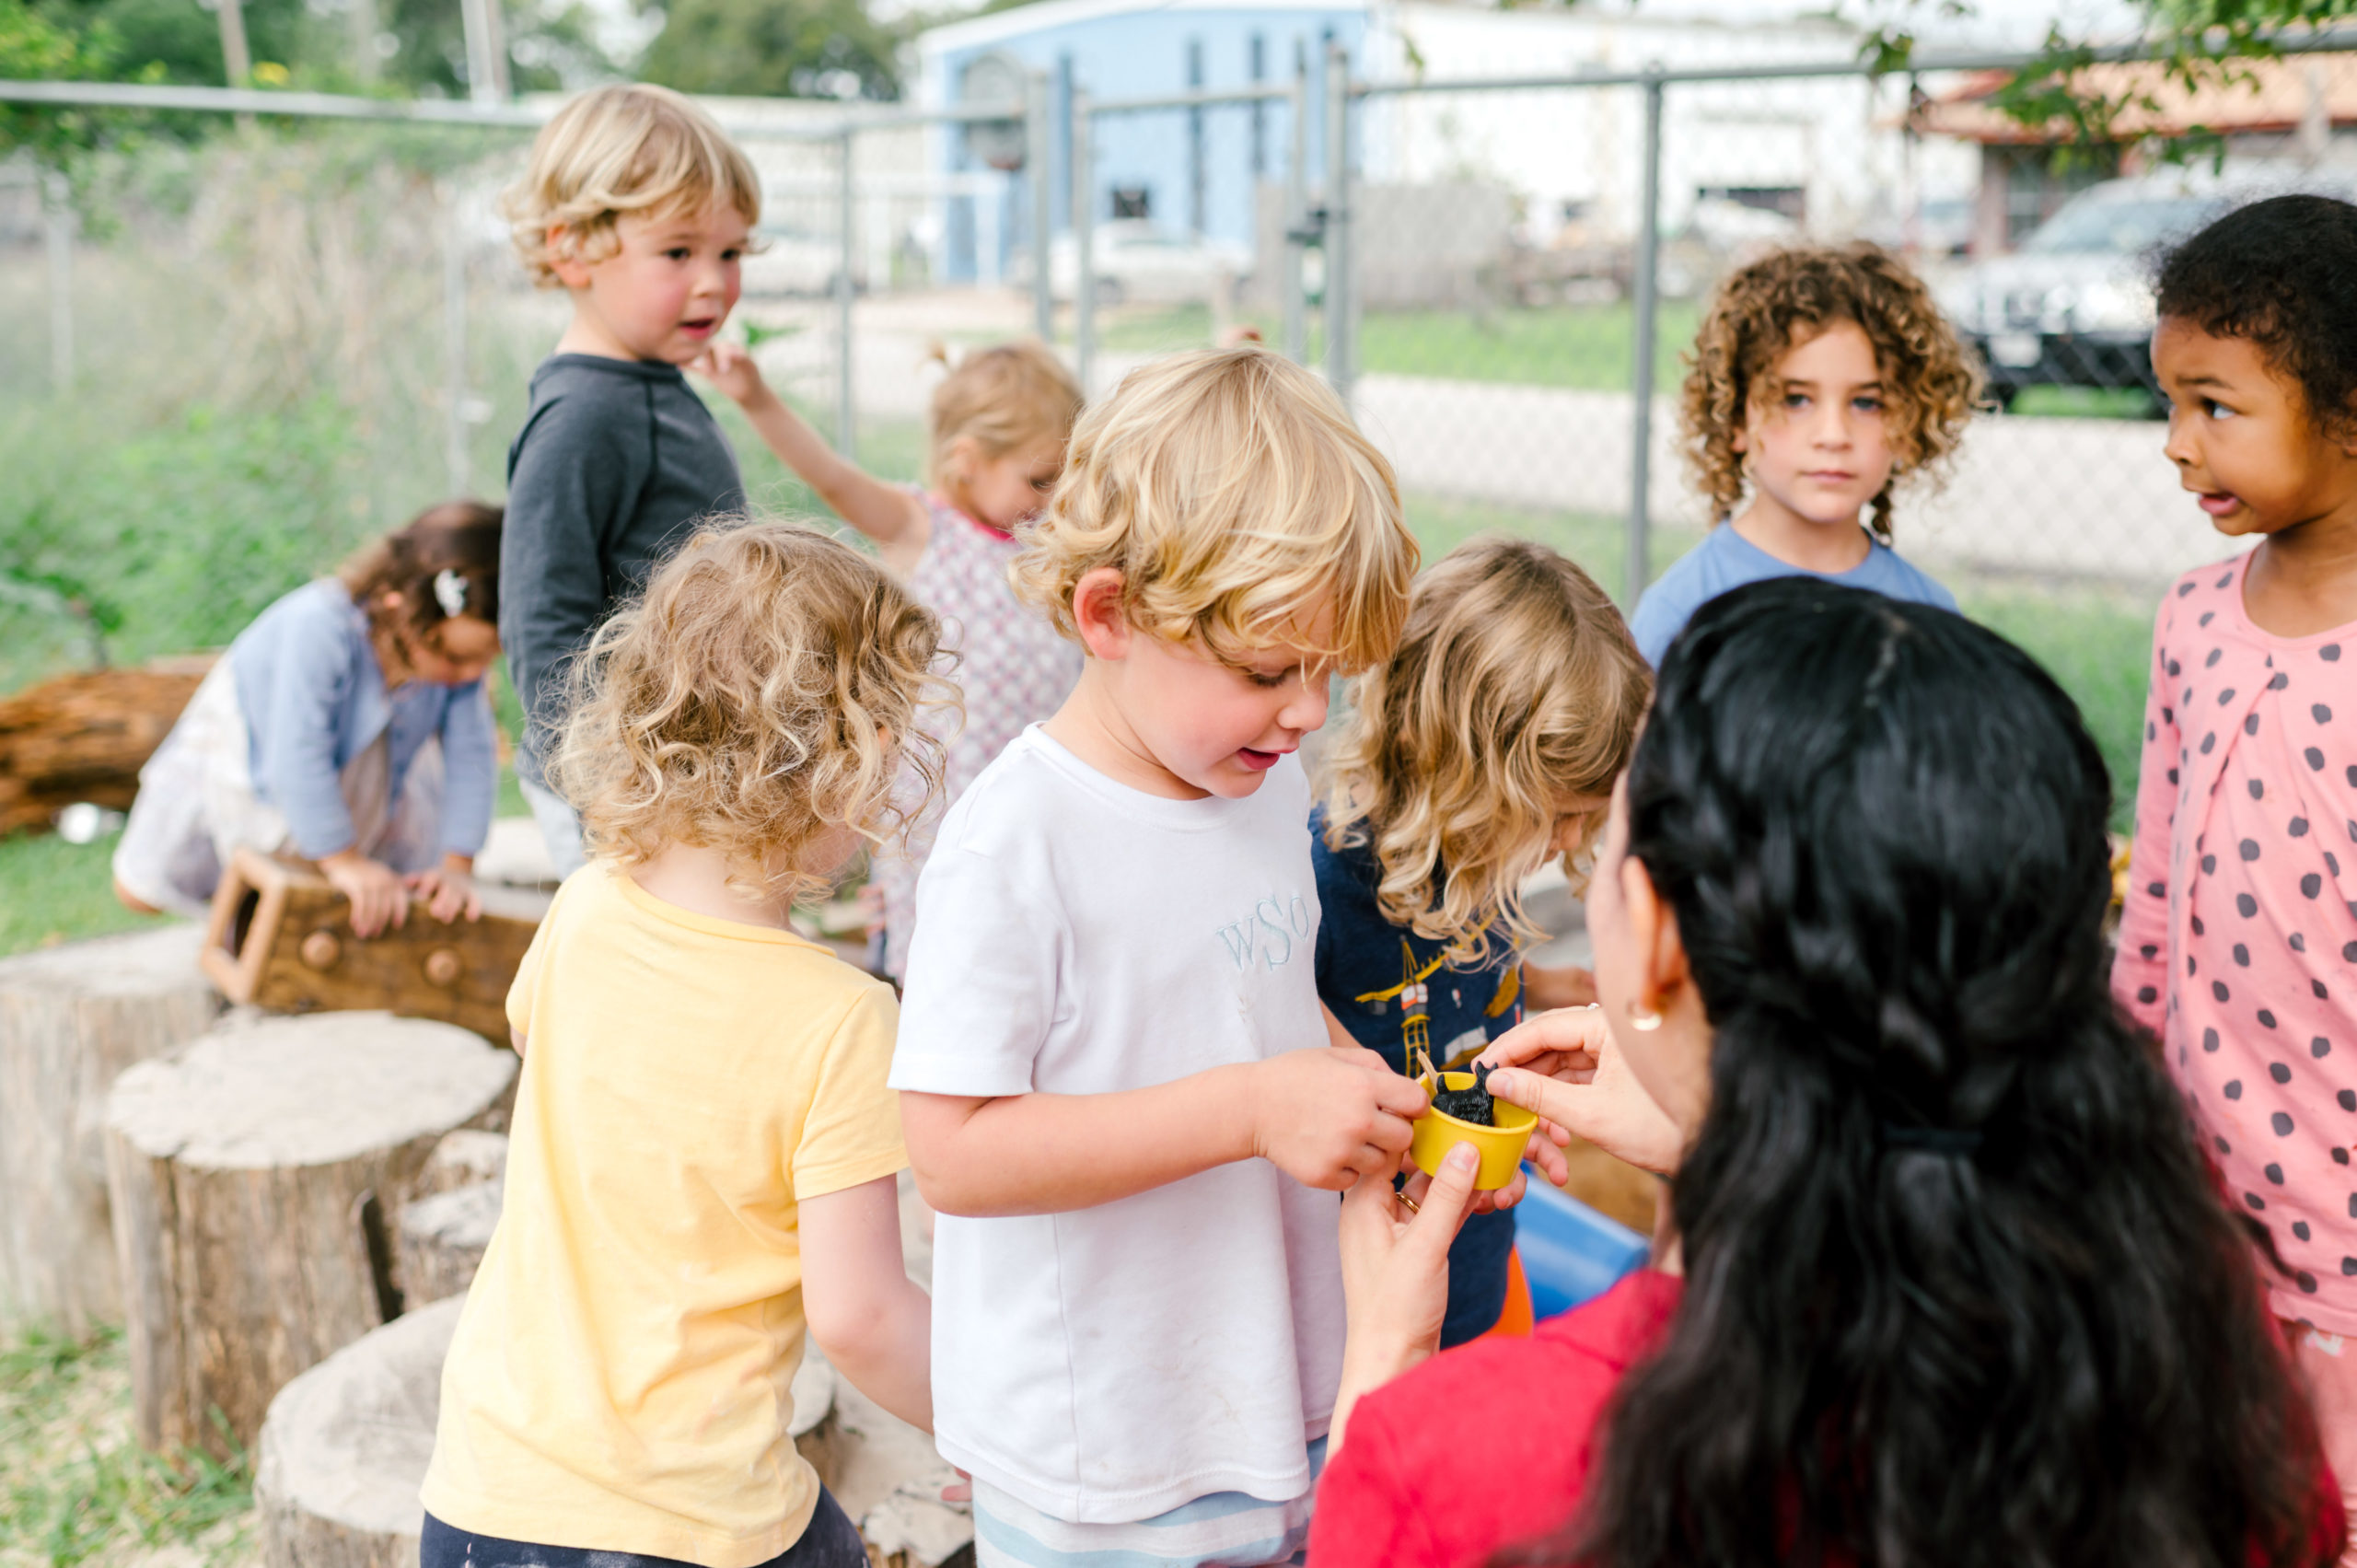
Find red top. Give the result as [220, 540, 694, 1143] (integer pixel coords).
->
[1307, 1270, 1682, 1568]
[1307, 1270, 2348, 1568]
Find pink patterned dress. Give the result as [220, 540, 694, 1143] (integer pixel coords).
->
[875, 492, 1082, 979]
[2114, 552, 2357, 1329]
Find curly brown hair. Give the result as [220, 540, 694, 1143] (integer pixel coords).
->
[1679, 244, 1981, 540]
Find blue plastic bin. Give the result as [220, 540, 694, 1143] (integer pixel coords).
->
[1515, 1173, 1651, 1321]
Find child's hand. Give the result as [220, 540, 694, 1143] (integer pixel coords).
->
[689, 342, 772, 408]
[1479, 1006, 1685, 1177]
[407, 858, 483, 924]
[319, 850, 408, 938]
[1248, 1046, 1427, 1191]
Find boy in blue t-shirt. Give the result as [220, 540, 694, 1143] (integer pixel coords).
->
[1631, 244, 1979, 665]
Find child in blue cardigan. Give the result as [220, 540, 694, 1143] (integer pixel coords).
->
[114, 502, 504, 935]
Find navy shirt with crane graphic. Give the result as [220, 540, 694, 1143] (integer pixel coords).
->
[1310, 802, 1523, 1346]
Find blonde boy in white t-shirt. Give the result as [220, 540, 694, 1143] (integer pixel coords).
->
[889, 347, 1428, 1568]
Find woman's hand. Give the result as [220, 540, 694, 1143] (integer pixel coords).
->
[320, 850, 408, 938]
[1479, 1006, 1686, 1177]
[1330, 1142, 1482, 1453]
[407, 855, 483, 924]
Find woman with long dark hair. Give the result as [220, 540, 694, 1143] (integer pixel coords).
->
[1308, 576, 2341, 1568]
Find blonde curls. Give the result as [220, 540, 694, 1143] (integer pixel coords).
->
[1679, 243, 1981, 540]
[1010, 346, 1417, 671]
[1320, 536, 1651, 967]
[548, 518, 953, 906]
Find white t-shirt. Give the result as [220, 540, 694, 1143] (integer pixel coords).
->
[889, 726, 1345, 1525]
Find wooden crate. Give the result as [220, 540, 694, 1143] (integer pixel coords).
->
[200, 848, 548, 1043]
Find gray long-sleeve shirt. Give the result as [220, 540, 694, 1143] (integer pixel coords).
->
[500, 354, 745, 783]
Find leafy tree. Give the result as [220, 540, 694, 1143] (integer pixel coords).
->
[636, 0, 901, 99]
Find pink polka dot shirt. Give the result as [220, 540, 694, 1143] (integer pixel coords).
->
[2114, 553, 2357, 1329]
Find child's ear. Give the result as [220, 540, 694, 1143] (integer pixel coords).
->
[547, 225, 591, 289]
[1070, 567, 1132, 659]
[943, 434, 981, 484]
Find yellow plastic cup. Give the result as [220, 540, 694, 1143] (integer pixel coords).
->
[1411, 1070, 1536, 1191]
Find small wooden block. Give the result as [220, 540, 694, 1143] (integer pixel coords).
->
[202, 848, 548, 1044]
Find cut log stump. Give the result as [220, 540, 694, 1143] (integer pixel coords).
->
[411, 1131, 506, 1200]
[202, 848, 548, 1044]
[255, 1301, 842, 1568]
[393, 1182, 500, 1307]
[0, 924, 222, 1335]
[104, 1011, 516, 1458]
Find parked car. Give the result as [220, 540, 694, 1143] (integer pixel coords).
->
[1039, 220, 1251, 305]
[1940, 165, 2357, 409]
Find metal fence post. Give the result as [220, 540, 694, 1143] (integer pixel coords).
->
[1625, 68, 1665, 608]
[41, 169, 73, 397]
[459, 0, 509, 102]
[837, 128, 857, 460]
[1028, 68, 1055, 343]
[1072, 88, 1095, 394]
[442, 188, 470, 495]
[1322, 41, 1352, 406]
[1283, 63, 1308, 365]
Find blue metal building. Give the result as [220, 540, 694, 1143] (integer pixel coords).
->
[915, 0, 1368, 281]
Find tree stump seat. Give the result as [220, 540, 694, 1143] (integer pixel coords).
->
[105, 1011, 515, 1456]
[256, 1302, 842, 1568]
[0, 923, 222, 1335]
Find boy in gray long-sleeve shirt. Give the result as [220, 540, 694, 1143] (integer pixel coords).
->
[498, 85, 761, 875]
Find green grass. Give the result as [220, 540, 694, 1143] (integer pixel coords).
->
[0, 1322, 253, 1568]
[1958, 582, 2157, 830]
[0, 833, 169, 958]
[1097, 300, 1701, 394]
[2007, 385, 2160, 421]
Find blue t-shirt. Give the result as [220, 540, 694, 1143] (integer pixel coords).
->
[1629, 524, 1957, 666]
[1310, 804, 1522, 1347]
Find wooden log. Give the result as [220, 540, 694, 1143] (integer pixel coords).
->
[104, 1011, 516, 1458]
[393, 1181, 499, 1307]
[201, 848, 548, 1044]
[255, 1295, 460, 1568]
[255, 1301, 843, 1568]
[0, 924, 223, 1335]
[411, 1131, 506, 1200]
[0, 662, 210, 837]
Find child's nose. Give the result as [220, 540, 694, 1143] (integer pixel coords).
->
[2163, 410, 2199, 467]
[1280, 679, 1329, 735]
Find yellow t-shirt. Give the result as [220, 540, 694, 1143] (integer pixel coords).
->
[421, 861, 908, 1567]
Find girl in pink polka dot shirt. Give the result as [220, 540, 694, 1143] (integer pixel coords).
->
[2113, 194, 2357, 1555]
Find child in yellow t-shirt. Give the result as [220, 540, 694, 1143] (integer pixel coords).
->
[421, 519, 947, 1568]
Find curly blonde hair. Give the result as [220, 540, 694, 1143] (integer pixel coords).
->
[1680, 244, 1981, 540]
[1010, 346, 1417, 671]
[1320, 536, 1651, 968]
[548, 519, 951, 906]
[505, 85, 762, 289]
[924, 339, 1084, 489]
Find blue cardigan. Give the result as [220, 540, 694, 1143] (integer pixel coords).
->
[228, 580, 497, 861]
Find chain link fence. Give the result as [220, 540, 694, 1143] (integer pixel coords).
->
[10, 42, 2357, 813]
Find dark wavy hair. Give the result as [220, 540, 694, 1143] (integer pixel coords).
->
[1503, 578, 2327, 1568]
[2156, 193, 2357, 442]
